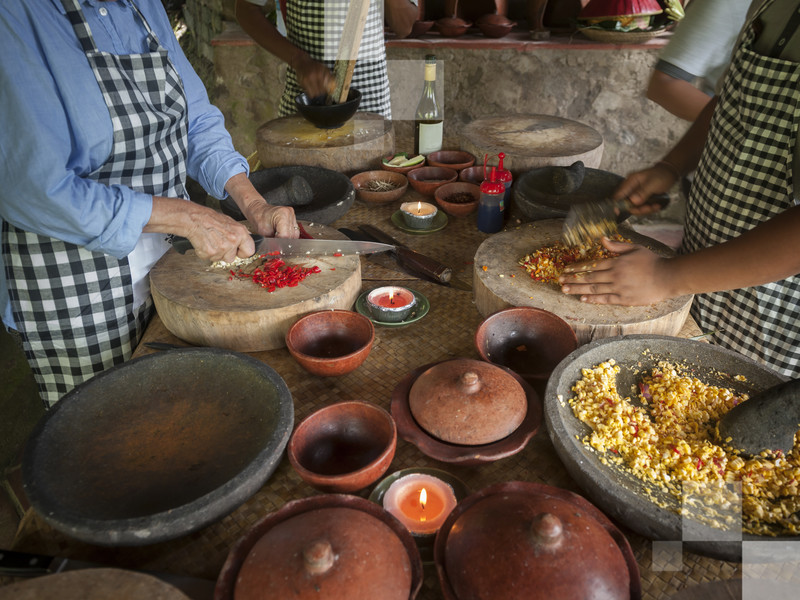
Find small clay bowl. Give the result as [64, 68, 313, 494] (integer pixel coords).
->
[476, 15, 516, 39]
[435, 17, 471, 38]
[381, 152, 427, 174]
[459, 165, 486, 186]
[434, 182, 480, 217]
[288, 400, 397, 493]
[351, 170, 408, 205]
[294, 88, 361, 129]
[426, 150, 476, 172]
[407, 166, 458, 197]
[410, 20, 435, 37]
[475, 307, 578, 398]
[286, 310, 374, 377]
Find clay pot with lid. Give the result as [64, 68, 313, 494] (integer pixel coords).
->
[216, 494, 423, 600]
[434, 481, 641, 600]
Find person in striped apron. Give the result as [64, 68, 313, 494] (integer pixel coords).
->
[236, 0, 419, 118]
[559, 0, 800, 379]
[0, 0, 299, 408]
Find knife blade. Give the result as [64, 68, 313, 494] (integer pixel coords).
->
[357, 224, 453, 285]
[561, 194, 670, 247]
[171, 234, 394, 258]
[0, 549, 216, 600]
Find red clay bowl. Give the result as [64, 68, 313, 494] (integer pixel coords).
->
[434, 182, 480, 217]
[475, 307, 578, 398]
[426, 150, 476, 172]
[351, 170, 408, 205]
[434, 17, 472, 37]
[288, 400, 397, 493]
[286, 310, 375, 377]
[407, 166, 458, 197]
[459, 165, 486, 186]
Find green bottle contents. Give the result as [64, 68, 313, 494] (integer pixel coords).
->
[477, 167, 505, 233]
[414, 55, 443, 155]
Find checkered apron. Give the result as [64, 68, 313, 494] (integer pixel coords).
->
[280, 0, 391, 117]
[680, 0, 800, 377]
[2, 0, 188, 407]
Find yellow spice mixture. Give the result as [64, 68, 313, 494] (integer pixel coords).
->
[569, 359, 800, 536]
[518, 236, 628, 285]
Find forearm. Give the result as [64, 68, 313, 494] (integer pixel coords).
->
[235, 0, 308, 67]
[665, 205, 800, 296]
[384, 0, 418, 38]
[646, 71, 713, 122]
[660, 97, 717, 176]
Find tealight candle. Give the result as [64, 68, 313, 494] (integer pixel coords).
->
[400, 201, 438, 230]
[365, 286, 417, 323]
[382, 472, 458, 536]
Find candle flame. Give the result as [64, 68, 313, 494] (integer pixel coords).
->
[416, 201, 422, 214]
[419, 487, 427, 510]
[389, 289, 394, 305]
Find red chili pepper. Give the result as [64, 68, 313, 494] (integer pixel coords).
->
[332, 252, 343, 257]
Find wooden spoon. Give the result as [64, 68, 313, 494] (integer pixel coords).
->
[716, 378, 800, 457]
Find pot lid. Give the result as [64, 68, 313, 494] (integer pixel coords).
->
[436, 482, 639, 600]
[408, 358, 526, 445]
[235, 506, 413, 600]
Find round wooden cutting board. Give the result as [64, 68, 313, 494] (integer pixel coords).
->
[256, 113, 394, 175]
[150, 223, 361, 352]
[473, 220, 693, 344]
[459, 115, 604, 176]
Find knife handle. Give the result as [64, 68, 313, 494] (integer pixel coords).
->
[0, 549, 55, 576]
[395, 247, 452, 284]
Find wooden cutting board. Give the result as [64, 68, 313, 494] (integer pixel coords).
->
[472, 220, 693, 345]
[0, 569, 190, 600]
[150, 223, 361, 352]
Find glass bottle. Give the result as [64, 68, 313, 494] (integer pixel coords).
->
[414, 55, 443, 156]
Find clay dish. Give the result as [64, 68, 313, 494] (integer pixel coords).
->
[351, 170, 408, 205]
[410, 20, 435, 37]
[286, 310, 374, 377]
[434, 17, 472, 37]
[294, 88, 361, 129]
[476, 14, 516, 38]
[434, 481, 641, 600]
[475, 307, 578, 398]
[407, 166, 458, 197]
[426, 150, 476, 172]
[434, 182, 480, 217]
[217, 494, 423, 600]
[391, 359, 541, 465]
[288, 400, 397, 493]
[459, 165, 485, 186]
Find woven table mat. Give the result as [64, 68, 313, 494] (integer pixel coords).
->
[7, 196, 746, 599]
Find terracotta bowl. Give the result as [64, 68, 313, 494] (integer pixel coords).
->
[294, 88, 361, 129]
[288, 400, 397, 493]
[434, 182, 480, 217]
[477, 21, 515, 38]
[426, 150, 476, 172]
[286, 310, 374, 377]
[351, 170, 408, 205]
[407, 166, 458, 197]
[381, 152, 427, 174]
[410, 20, 435, 37]
[435, 17, 471, 37]
[475, 307, 578, 398]
[459, 165, 486, 186]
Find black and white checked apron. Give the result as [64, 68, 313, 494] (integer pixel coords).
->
[280, 0, 391, 118]
[681, 0, 800, 377]
[2, 0, 188, 407]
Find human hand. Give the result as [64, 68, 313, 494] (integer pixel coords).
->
[246, 202, 300, 239]
[558, 238, 676, 306]
[182, 205, 259, 264]
[613, 162, 678, 211]
[293, 54, 334, 99]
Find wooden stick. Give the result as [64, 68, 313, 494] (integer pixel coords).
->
[330, 0, 371, 104]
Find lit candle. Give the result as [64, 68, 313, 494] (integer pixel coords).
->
[400, 201, 438, 230]
[365, 286, 416, 323]
[382, 473, 457, 536]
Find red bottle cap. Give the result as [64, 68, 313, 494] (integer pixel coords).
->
[480, 167, 505, 195]
[495, 152, 512, 184]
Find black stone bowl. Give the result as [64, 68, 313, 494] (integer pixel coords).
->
[22, 348, 294, 546]
[295, 88, 362, 129]
[221, 165, 355, 225]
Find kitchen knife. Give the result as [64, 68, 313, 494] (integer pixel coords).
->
[171, 234, 393, 258]
[561, 195, 670, 247]
[357, 224, 453, 285]
[0, 549, 216, 600]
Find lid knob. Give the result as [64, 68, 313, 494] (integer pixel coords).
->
[530, 513, 563, 551]
[303, 539, 335, 575]
[459, 371, 482, 394]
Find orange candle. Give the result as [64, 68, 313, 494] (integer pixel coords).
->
[383, 473, 457, 535]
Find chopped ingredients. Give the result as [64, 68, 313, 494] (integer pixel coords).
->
[518, 236, 629, 285]
[363, 180, 400, 192]
[229, 257, 321, 292]
[569, 359, 800, 535]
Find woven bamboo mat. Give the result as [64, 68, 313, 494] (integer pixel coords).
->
[6, 196, 752, 599]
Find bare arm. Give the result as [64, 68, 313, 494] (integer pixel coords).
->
[235, 0, 333, 98]
[384, 0, 418, 39]
[646, 69, 714, 122]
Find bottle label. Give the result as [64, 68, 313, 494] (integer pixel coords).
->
[418, 122, 443, 155]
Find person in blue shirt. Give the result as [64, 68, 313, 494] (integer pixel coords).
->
[0, 0, 299, 408]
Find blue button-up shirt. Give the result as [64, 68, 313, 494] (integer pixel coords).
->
[0, 0, 248, 327]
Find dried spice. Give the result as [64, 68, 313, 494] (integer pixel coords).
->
[442, 192, 475, 204]
[518, 235, 629, 285]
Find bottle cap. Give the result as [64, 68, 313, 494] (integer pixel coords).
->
[480, 167, 505, 194]
[494, 152, 512, 183]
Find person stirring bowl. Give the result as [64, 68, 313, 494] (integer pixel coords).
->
[0, 0, 298, 408]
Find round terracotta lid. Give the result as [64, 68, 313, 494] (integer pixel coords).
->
[235, 507, 412, 600]
[408, 358, 527, 444]
[437, 482, 637, 600]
